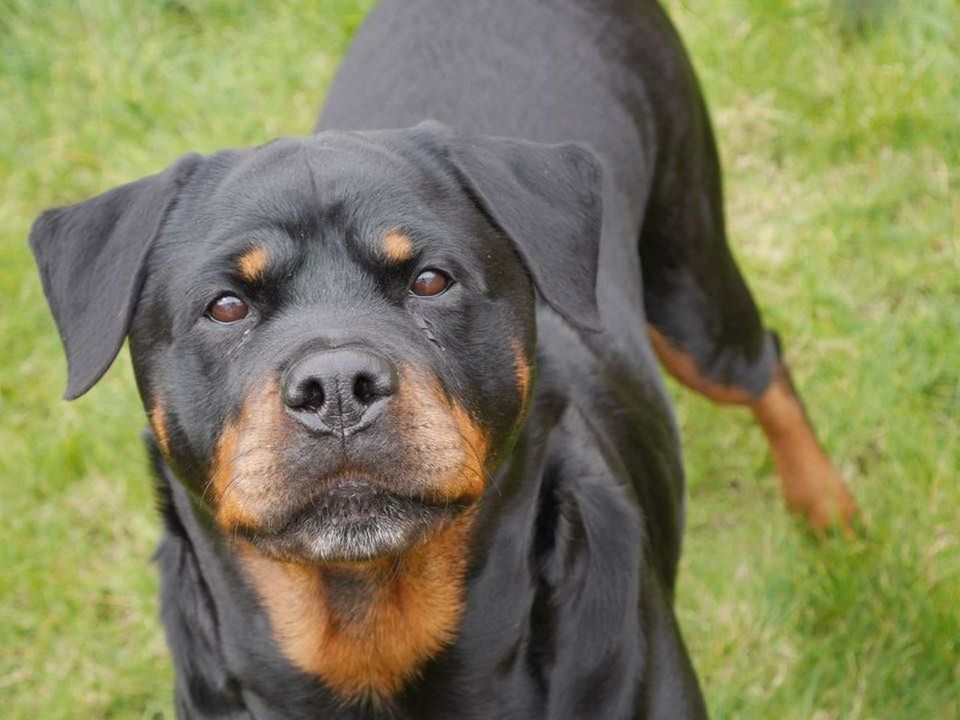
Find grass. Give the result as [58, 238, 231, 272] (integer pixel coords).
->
[0, 0, 956, 717]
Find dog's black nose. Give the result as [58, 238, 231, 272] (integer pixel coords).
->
[281, 347, 398, 436]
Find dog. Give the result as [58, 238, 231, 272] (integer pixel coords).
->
[29, 0, 858, 717]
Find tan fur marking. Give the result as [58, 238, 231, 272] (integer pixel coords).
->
[237, 510, 475, 703]
[512, 340, 532, 403]
[208, 368, 488, 534]
[752, 365, 858, 533]
[647, 325, 755, 405]
[208, 381, 283, 532]
[647, 324, 857, 533]
[237, 246, 268, 282]
[381, 230, 414, 263]
[448, 402, 488, 500]
[388, 366, 489, 502]
[209, 419, 254, 530]
[149, 399, 171, 456]
[214, 366, 489, 699]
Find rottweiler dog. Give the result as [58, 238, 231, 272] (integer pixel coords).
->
[29, 0, 857, 717]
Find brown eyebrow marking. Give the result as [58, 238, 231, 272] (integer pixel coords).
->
[381, 230, 414, 263]
[236, 246, 269, 282]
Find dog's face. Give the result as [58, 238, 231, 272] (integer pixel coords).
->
[30, 124, 602, 564]
[131, 134, 538, 562]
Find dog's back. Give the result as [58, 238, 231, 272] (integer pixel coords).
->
[320, 0, 694, 206]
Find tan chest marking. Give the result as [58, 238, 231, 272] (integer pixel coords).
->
[237, 514, 474, 703]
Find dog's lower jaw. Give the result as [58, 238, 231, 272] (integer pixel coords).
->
[235, 480, 473, 564]
[234, 508, 476, 704]
[276, 515, 423, 563]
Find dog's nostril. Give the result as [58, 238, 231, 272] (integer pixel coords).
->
[353, 373, 375, 403]
[300, 379, 325, 410]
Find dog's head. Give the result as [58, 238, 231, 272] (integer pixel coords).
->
[30, 123, 602, 563]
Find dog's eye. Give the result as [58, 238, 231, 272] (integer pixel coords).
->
[410, 269, 452, 297]
[207, 294, 250, 323]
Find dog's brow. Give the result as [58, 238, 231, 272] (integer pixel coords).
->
[381, 229, 414, 263]
[236, 246, 269, 282]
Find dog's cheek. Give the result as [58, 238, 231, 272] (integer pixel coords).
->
[464, 312, 534, 459]
[473, 231, 537, 438]
[512, 338, 534, 420]
[207, 378, 288, 533]
[129, 271, 255, 491]
[129, 309, 167, 408]
[148, 397, 173, 457]
[383, 366, 489, 503]
[147, 388, 213, 489]
[133, 339, 233, 492]
[130, 329, 189, 471]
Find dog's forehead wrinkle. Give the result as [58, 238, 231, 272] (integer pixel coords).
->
[213, 171, 431, 258]
[289, 246, 380, 303]
[184, 137, 473, 284]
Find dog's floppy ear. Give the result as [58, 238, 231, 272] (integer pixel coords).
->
[29, 154, 202, 400]
[427, 124, 604, 331]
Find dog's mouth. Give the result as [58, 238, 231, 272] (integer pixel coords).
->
[236, 478, 469, 563]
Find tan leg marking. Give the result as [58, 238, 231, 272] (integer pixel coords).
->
[647, 326, 755, 405]
[751, 364, 858, 533]
[648, 324, 858, 533]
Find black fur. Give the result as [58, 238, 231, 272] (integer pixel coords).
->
[26, 1, 790, 717]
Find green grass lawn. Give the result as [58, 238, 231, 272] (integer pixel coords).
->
[1, 1, 957, 717]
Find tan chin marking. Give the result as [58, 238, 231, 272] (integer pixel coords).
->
[216, 365, 489, 700]
[236, 510, 475, 704]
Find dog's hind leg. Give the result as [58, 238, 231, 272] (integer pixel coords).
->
[638, 93, 857, 534]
